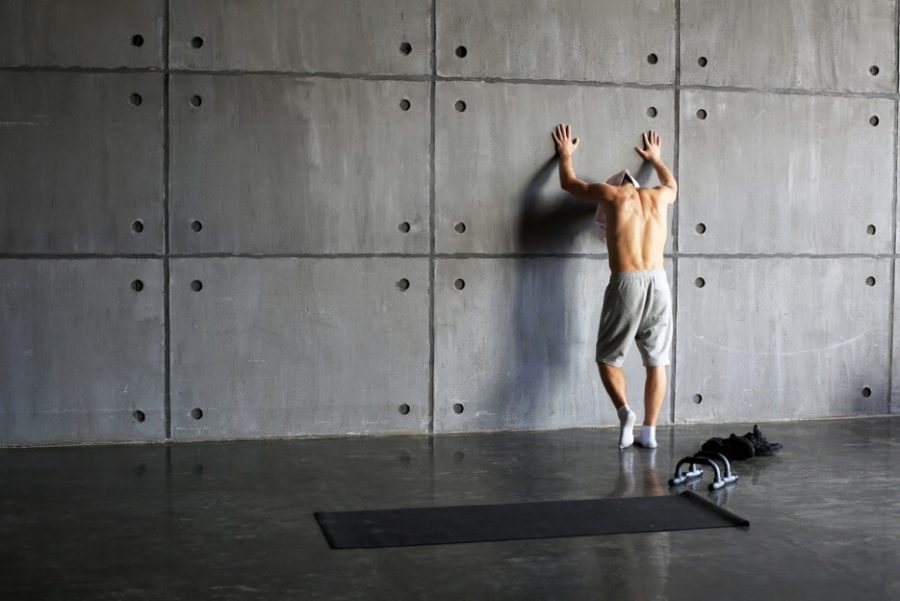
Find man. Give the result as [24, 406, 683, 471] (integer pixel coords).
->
[551, 125, 677, 449]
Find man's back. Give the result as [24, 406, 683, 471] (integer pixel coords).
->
[602, 186, 669, 273]
[550, 127, 677, 271]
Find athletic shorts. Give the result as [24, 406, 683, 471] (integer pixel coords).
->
[595, 269, 672, 367]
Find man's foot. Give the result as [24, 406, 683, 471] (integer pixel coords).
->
[635, 425, 657, 448]
[617, 405, 636, 448]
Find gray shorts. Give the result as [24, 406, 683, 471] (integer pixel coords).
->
[596, 269, 672, 367]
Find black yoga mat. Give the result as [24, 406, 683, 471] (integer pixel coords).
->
[315, 491, 749, 549]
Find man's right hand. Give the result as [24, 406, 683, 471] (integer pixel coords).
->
[552, 123, 580, 158]
[634, 130, 662, 162]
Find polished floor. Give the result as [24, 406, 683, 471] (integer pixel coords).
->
[2, 416, 899, 600]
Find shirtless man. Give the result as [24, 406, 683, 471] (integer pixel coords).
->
[551, 125, 677, 449]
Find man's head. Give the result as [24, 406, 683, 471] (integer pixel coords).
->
[605, 170, 640, 188]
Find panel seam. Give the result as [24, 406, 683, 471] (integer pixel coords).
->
[163, 0, 172, 440]
[890, 0, 899, 414]
[671, 0, 681, 424]
[428, 0, 437, 434]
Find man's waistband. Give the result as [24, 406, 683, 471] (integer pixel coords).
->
[608, 269, 667, 283]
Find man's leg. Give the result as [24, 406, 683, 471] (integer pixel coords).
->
[598, 362, 627, 408]
[634, 272, 672, 449]
[635, 365, 666, 448]
[643, 365, 667, 426]
[598, 362, 636, 448]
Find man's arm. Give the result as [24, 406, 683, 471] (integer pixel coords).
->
[552, 123, 616, 203]
[635, 130, 677, 203]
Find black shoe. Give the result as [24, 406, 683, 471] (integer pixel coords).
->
[742, 425, 783, 456]
[700, 437, 726, 455]
[723, 433, 755, 460]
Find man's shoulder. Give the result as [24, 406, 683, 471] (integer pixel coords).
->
[639, 186, 676, 203]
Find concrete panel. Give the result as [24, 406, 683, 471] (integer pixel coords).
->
[170, 258, 430, 440]
[0, 259, 165, 445]
[437, 0, 675, 83]
[169, 76, 430, 255]
[170, 0, 431, 75]
[681, 0, 896, 93]
[434, 258, 675, 433]
[676, 258, 891, 423]
[0, 73, 165, 254]
[435, 82, 675, 254]
[0, 0, 164, 69]
[679, 89, 893, 254]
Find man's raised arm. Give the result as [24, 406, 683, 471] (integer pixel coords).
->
[635, 130, 677, 203]
[552, 123, 616, 203]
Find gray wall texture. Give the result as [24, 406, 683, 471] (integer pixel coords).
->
[0, 0, 897, 445]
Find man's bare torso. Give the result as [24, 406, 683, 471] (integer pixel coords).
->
[551, 126, 676, 272]
[601, 186, 668, 273]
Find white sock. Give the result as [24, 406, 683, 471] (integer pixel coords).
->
[617, 405, 636, 449]
[636, 425, 657, 449]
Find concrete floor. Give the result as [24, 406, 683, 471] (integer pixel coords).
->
[1, 416, 898, 600]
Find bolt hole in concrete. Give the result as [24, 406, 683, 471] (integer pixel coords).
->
[191, 220, 203, 232]
[646, 53, 658, 64]
[455, 45, 467, 58]
[870, 65, 880, 76]
[399, 403, 411, 415]
[191, 280, 203, 292]
[869, 115, 879, 126]
[866, 276, 876, 286]
[131, 279, 144, 292]
[454, 221, 466, 234]
[396, 278, 410, 291]
[399, 98, 411, 111]
[454, 278, 466, 290]
[129, 93, 142, 106]
[696, 108, 707, 120]
[131, 34, 144, 47]
[399, 42, 412, 55]
[190, 95, 202, 107]
[131, 220, 143, 233]
[695, 277, 705, 288]
[132, 410, 145, 423]
[867, 224, 876, 235]
[398, 221, 411, 233]
[862, 387, 872, 398]
[453, 403, 464, 414]
[693, 394, 703, 404]
[191, 408, 203, 420]
[191, 36, 204, 49]
[647, 106, 657, 118]
[698, 56, 708, 67]
[455, 100, 467, 112]
[695, 222, 706, 234]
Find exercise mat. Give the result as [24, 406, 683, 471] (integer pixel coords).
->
[315, 490, 749, 549]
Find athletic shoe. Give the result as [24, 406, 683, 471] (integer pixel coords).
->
[700, 435, 754, 460]
[700, 437, 726, 455]
[723, 433, 755, 460]
[742, 424, 783, 456]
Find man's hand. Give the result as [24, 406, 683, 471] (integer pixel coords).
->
[634, 129, 662, 162]
[552, 123, 580, 157]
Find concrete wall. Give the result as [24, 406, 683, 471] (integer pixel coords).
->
[1, 0, 896, 446]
